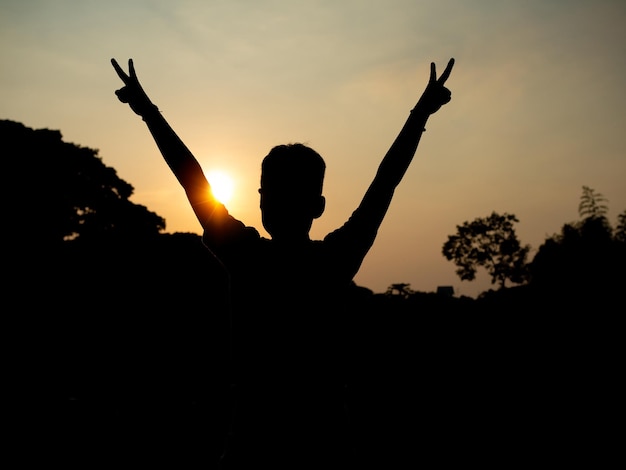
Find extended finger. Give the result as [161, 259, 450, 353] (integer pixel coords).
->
[111, 58, 130, 83]
[437, 58, 455, 85]
[430, 62, 436, 83]
[128, 58, 137, 79]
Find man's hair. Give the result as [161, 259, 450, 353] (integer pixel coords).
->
[261, 143, 326, 195]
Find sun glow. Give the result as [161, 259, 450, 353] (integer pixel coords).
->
[207, 170, 235, 204]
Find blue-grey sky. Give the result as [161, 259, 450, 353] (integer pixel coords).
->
[2, 0, 625, 297]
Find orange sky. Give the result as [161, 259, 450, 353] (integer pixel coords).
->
[2, 0, 625, 297]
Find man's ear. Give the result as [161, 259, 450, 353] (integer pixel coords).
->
[312, 195, 326, 219]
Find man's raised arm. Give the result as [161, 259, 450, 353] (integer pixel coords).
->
[357, 58, 455, 227]
[111, 58, 223, 231]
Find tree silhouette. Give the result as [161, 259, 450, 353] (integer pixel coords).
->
[4, 119, 232, 466]
[578, 185, 609, 220]
[385, 283, 414, 298]
[529, 187, 625, 301]
[442, 212, 530, 289]
[2, 119, 165, 247]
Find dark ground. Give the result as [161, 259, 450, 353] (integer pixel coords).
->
[17, 287, 620, 468]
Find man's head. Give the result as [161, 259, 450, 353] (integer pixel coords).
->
[259, 143, 326, 241]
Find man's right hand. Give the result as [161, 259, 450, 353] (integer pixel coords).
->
[111, 58, 157, 117]
[413, 58, 455, 116]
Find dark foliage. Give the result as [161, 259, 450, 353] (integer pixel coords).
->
[442, 212, 530, 288]
[3, 119, 165, 249]
[529, 208, 625, 310]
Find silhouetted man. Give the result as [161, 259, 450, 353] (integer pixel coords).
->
[112, 56, 454, 469]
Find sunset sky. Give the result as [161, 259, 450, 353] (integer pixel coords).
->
[2, 0, 625, 297]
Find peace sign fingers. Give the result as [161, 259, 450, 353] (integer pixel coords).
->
[430, 58, 455, 85]
[111, 58, 131, 84]
[111, 58, 141, 87]
[437, 58, 455, 86]
[111, 58, 154, 115]
[416, 58, 455, 115]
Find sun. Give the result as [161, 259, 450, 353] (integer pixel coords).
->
[207, 170, 234, 204]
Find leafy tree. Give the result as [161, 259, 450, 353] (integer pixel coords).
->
[386, 283, 414, 298]
[442, 212, 530, 289]
[578, 185, 608, 220]
[529, 187, 625, 302]
[2, 119, 165, 247]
